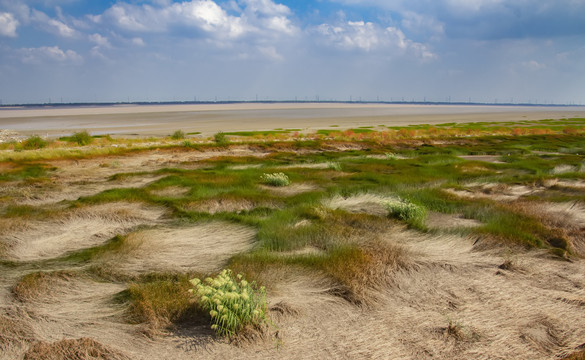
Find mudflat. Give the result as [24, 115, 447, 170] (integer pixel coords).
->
[1, 103, 585, 137]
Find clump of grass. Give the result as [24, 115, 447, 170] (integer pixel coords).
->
[384, 198, 427, 229]
[189, 269, 267, 338]
[118, 274, 196, 333]
[66, 130, 93, 146]
[171, 130, 185, 140]
[214, 131, 229, 146]
[260, 172, 290, 187]
[327, 162, 342, 171]
[22, 135, 49, 150]
[12, 270, 74, 302]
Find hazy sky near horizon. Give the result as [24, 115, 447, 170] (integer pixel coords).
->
[0, 0, 584, 104]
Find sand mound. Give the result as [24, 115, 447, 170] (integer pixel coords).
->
[323, 193, 391, 217]
[103, 222, 256, 274]
[2, 202, 166, 261]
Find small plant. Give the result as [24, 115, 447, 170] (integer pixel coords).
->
[384, 198, 427, 228]
[385, 152, 398, 160]
[171, 130, 185, 140]
[189, 269, 267, 338]
[260, 172, 291, 187]
[22, 135, 48, 150]
[68, 130, 93, 146]
[214, 131, 229, 146]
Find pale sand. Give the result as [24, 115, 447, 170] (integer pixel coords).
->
[1, 103, 584, 137]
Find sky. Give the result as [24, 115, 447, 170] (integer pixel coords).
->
[0, 0, 584, 105]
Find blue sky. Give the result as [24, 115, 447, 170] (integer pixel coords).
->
[0, 0, 584, 104]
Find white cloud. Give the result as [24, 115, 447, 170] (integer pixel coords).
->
[521, 60, 546, 71]
[239, 0, 291, 16]
[257, 45, 283, 60]
[101, 0, 296, 40]
[132, 37, 145, 46]
[0, 12, 19, 37]
[88, 33, 110, 47]
[314, 20, 436, 59]
[19, 46, 82, 64]
[173, 0, 247, 38]
[31, 9, 79, 38]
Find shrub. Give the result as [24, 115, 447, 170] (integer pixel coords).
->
[260, 172, 290, 187]
[384, 198, 427, 228]
[214, 131, 229, 146]
[22, 135, 48, 150]
[171, 130, 185, 140]
[189, 269, 267, 338]
[68, 130, 93, 146]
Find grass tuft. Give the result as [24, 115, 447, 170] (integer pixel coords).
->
[171, 130, 186, 140]
[260, 172, 290, 187]
[384, 198, 427, 229]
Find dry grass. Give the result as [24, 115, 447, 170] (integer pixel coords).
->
[12, 271, 75, 302]
[99, 222, 256, 275]
[1, 202, 165, 261]
[23, 338, 130, 360]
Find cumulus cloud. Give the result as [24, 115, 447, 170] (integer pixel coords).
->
[0, 12, 18, 37]
[31, 9, 79, 37]
[88, 33, 110, 47]
[314, 20, 435, 59]
[101, 0, 296, 40]
[18, 45, 82, 64]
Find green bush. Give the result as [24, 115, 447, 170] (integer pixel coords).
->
[384, 198, 427, 228]
[171, 130, 185, 140]
[22, 135, 48, 150]
[189, 269, 267, 338]
[214, 131, 229, 146]
[68, 130, 93, 146]
[260, 172, 291, 187]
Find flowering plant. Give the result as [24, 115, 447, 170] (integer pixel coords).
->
[189, 269, 267, 337]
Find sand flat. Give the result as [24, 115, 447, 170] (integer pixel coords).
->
[1, 103, 584, 137]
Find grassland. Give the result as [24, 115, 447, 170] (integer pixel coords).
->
[1, 118, 585, 359]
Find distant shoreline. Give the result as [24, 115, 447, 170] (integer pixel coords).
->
[1, 102, 584, 138]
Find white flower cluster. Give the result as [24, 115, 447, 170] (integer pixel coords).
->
[188, 269, 267, 337]
[260, 172, 291, 187]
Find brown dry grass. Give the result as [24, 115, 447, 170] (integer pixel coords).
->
[23, 338, 130, 360]
[1, 202, 165, 261]
[12, 271, 75, 302]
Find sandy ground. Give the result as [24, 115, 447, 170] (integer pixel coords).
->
[1, 103, 585, 137]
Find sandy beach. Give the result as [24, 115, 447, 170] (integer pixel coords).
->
[1, 103, 585, 137]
